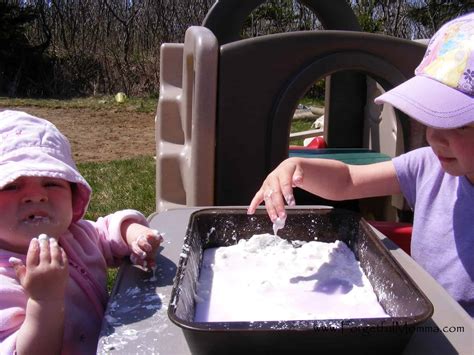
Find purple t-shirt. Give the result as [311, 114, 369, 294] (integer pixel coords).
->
[393, 146, 474, 316]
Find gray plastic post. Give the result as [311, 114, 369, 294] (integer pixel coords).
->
[155, 27, 218, 211]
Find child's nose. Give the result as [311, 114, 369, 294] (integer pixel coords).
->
[426, 127, 448, 146]
[21, 189, 48, 203]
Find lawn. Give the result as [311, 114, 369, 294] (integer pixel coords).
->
[77, 156, 156, 290]
[289, 117, 317, 146]
[79, 156, 156, 221]
[0, 95, 158, 113]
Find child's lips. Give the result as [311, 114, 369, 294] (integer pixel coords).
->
[437, 154, 456, 163]
[21, 210, 51, 223]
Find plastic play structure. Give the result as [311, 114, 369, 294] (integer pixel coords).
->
[155, 0, 427, 230]
[96, 5, 474, 351]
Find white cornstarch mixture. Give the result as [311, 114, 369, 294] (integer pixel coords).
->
[194, 234, 388, 322]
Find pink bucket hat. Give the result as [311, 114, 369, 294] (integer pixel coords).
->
[375, 12, 474, 129]
[0, 110, 91, 222]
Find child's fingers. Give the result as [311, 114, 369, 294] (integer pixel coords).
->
[248, 159, 301, 216]
[38, 234, 51, 264]
[138, 235, 153, 252]
[9, 257, 27, 283]
[8, 257, 23, 267]
[271, 184, 287, 221]
[248, 189, 264, 214]
[262, 175, 286, 222]
[49, 238, 67, 267]
[279, 162, 302, 206]
[25, 238, 40, 268]
[147, 231, 164, 248]
[131, 239, 147, 259]
[60, 247, 68, 268]
[133, 232, 163, 257]
[280, 173, 296, 208]
[265, 183, 287, 222]
[130, 229, 164, 270]
[263, 187, 278, 222]
[151, 229, 164, 243]
[292, 164, 304, 188]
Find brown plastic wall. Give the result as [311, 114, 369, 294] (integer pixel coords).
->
[213, 31, 426, 205]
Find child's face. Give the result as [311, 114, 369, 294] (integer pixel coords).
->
[426, 123, 474, 184]
[0, 176, 73, 253]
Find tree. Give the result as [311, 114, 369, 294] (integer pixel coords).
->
[406, 0, 474, 38]
[3, 0, 472, 97]
[242, 0, 321, 38]
[351, 0, 473, 39]
[0, 2, 49, 96]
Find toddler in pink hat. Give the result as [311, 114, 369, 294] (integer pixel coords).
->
[249, 13, 474, 317]
[0, 110, 164, 353]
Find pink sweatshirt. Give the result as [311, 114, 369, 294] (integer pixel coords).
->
[0, 209, 148, 354]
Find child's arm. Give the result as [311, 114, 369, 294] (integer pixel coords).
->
[121, 220, 164, 270]
[10, 237, 68, 354]
[248, 157, 401, 221]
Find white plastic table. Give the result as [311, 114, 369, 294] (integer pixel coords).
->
[97, 207, 473, 354]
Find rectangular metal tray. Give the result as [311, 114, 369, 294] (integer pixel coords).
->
[168, 208, 433, 355]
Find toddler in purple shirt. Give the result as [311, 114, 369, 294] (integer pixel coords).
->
[248, 13, 474, 316]
[393, 147, 473, 316]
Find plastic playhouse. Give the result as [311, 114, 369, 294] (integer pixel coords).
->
[155, 0, 427, 251]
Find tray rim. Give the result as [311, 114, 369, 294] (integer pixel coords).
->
[167, 207, 434, 332]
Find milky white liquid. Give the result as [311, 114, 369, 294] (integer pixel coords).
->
[194, 234, 388, 322]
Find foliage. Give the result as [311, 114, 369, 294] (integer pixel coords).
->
[351, 0, 473, 38]
[352, 1, 385, 33]
[242, 0, 320, 37]
[0, 3, 37, 43]
[2, 0, 472, 98]
[0, 3, 50, 96]
[406, 0, 474, 37]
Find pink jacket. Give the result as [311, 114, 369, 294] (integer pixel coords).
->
[0, 209, 148, 354]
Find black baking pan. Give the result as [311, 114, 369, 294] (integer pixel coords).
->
[168, 208, 433, 355]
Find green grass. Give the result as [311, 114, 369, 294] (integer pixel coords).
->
[289, 117, 316, 146]
[77, 156, 156, 291]
[298, 97, 324, 107]
[0, 95, 158, 113]
[78, 156, 156, 220]
[290, 98, 324, 146]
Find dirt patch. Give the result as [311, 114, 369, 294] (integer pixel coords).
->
[2, 107, 156, 163]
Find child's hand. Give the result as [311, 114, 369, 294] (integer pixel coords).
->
[247, 158, 303, 221]
[124, 223, 164, 270]
[9, 234, 69, 301]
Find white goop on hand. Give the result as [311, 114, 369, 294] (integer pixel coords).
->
[272, 216, 286, 236]
[152, 229, 165, 242]
[38, 233, 49, 242]
[37, 233, 50, 245]
[9, 257, 22, 266]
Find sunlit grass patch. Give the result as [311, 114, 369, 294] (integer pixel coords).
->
[78, 156, 156, 221]
[78, 156, 156, 291]
[289, 117, 317, 146]
[0, 95, 157, 113]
